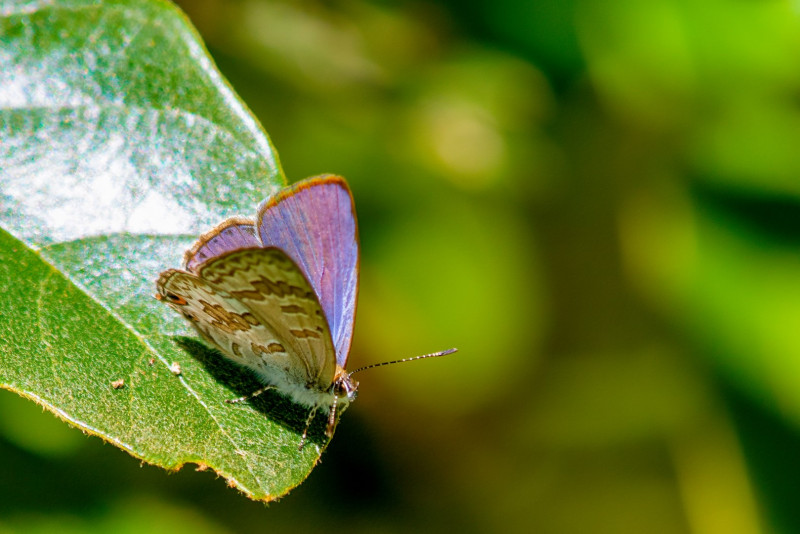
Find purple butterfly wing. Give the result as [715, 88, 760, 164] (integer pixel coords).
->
[256, 175, 358, 367]
[183, 217, 261, 272]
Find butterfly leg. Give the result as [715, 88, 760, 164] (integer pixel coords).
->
[299, 406, 319, 451]
[225, 385, 275, 405]
[325, 394, 339, 439]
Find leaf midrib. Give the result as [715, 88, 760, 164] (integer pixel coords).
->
[24, 234, 267, 480]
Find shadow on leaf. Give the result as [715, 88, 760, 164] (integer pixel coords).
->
[173, 336, 332, 448]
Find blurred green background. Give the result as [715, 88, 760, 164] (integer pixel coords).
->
[4, 0, 800, 532]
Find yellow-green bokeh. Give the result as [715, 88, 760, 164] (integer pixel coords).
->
[6, 0, 800, 533]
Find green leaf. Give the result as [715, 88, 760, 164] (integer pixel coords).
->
[0, 0, 327, 501]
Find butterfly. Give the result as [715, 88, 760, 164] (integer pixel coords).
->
[155, 175, 455, 448]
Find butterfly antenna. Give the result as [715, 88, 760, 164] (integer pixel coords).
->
[348, 348, 458, 377]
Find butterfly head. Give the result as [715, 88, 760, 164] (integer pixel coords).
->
[333, 367, 359, 404]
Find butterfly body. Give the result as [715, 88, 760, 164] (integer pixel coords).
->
[156, 176, 359, 442]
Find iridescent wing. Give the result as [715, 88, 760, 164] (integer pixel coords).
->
[257, 176, 358, 368]
[157, 247, 337, 391]
[183, 217, 261, 272]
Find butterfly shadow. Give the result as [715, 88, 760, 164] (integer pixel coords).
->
[173, 337, 332, 448]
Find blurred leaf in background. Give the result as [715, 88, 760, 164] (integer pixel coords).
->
[4, 0, 800, 532]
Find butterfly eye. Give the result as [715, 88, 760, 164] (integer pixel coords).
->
[166, 293, 188, 305]
[334, 376, 358, 400]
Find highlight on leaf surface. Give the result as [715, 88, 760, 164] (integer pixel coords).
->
[0, 0, 336, 502]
